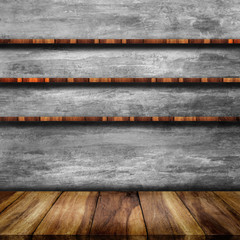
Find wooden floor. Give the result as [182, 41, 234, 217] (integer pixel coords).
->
[0, 192, 240, 239]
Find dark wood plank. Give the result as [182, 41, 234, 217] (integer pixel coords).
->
[0, 85, 240, 117]
[0, 191, 24, 213]
[1, 47, 240, 78]
[1, 78, 240, 83]
[0, 39, 238, 45]
[139, 192, 204, 235]
[34, 192, 99, 235]
[0, 123, 240, 191]
[0, 192, 61, 235]
[0, 0, 240, 39]
[177, 192, 240, 235]
[90, 192, 147, 235]
[215, 192, 240, 215]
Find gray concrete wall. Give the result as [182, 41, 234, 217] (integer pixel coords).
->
[0, 122, 239, 190]
[1, 46, 240, 78]
[0, 84, 240, 117]
[0, 0, 240, 39]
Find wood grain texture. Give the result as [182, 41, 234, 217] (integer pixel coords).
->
[0, 85, 240, 117]
[177, 192, 240, 235]
[138, 192, 204, 235]
[0, 192, 24, 213]
[215, 192, 240, 215]
[1, 47, 240, 78]
[0, 117, 239, 122]
[1, 0, 240, 39]
[0, 123, 239, 190]
[34, 192, 99, 235]
[90, 192, 147, 235]
[0, 39, 238, 45]
[1, 78, 240, 83]
[0, 192, 61, 235]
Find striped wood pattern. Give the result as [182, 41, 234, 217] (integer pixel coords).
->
[215, 192, 240, 215]
[34, 192, 99, 235]
[1, 78, 240, 83]
[0, 39, 240, 44]
[139, 192, 204, 235]
[0, 117, 239, 122]
[0, 192, 61, 235]
[90, 192, 147, 235]
[0, 192, 239, 236]
[0, 192, 24, 213]
[177, 192, 240, 235]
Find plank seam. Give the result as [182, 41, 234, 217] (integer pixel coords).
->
[175, 192, 206, 236]
[89, 191, 100, 235]
[212, 192, 240, 218]
[137, 192, 149, 236]
[0, 192, 26, 215]
[32, 191, 63, 235]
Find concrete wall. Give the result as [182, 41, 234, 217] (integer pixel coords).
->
[0, 0, 240, 39]
[0, 122, 239, 190]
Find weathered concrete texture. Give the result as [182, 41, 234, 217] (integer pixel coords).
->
[0, 122, 239, 190]
[0, 84, 240, 117]
[1, 46, 240, 78]
[0, 0, 240, 39]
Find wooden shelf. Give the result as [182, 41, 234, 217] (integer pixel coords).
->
[0, 39, 240, 44]
[0, 117, 239, 122]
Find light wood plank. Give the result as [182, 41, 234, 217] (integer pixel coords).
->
[91, 192, 147, 235]
[177, 192, 240, 235]
[0, 192, 61, 235]
[139, 192, 204, 235]
[215, 192, 240, 215]
[34, 192, 99, 235]
[0, 192, 24, 213]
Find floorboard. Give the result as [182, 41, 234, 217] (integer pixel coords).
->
[215, 192, 240, 215]
[0, 192, 61, 235]
[0, 192, 24, 213]
[34, 192, 99, 235]
[177, 191, 240, 235]
[0, 191, 240, 237]
[90, 192, 147, 235]
[139, 192, 204, 235]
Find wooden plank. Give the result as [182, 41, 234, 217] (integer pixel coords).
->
[90, 192, 147, 235]
[0, 192, 24, 213]
[0, 39, 238, 45]
[177, 192, 240, 235]
[139, 192, 204, 235]
[215, 192, 240, 215]
[34, 192, 99, 235]
[0, 0, 240, 39]
[0, 123, 240, 190]
[0, 85, 240, 117]
[0, 192, 61, 235]
[1, 47, 240, 78]
[0, 117, 239, 122]
[2, 78, 240, 83]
